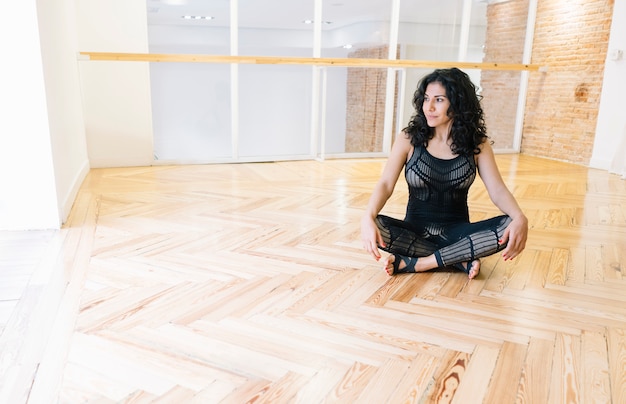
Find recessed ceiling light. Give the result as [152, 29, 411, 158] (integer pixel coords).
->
[182, 15, 214, 20]
[302, 20, 332, 25]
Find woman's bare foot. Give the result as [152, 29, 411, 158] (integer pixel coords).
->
[382, 255, 398, 275]
[382, 254, 418, 276]
[466, 259, 481, 279]
[453, 259, 481, 279]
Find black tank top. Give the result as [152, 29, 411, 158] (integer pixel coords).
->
[404, 145, 476, 232]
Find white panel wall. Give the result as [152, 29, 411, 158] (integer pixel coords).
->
[37, 0, 90, 223]
[591, 0, 626, 174]
[77, 0, 154, 168]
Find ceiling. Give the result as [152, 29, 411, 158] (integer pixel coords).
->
[146, 0, 488, 31]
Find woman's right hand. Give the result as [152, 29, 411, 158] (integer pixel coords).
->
[359, 132, 411, 262]
[361, 216, 385, 261]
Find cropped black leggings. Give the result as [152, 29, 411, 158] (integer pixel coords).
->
[375, 214, 512, 267]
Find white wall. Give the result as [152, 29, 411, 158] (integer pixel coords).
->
[77, 0, 154, 168]
[591, 0, 626, 173]
[0, 2, 60, 230]
[37, 0, 90, 223]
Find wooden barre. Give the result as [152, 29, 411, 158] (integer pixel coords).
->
[79, 52, 544, 72]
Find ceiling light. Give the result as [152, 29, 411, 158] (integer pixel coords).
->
[343, 44, 353, 49]
[302, 20, 332, 25]
[182, 15, 214, 20]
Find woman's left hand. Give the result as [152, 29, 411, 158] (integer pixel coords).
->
[499, 215, 528, 261]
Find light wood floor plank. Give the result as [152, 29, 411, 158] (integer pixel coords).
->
[483, 341, 527, 404]
[581, 330, 611, 404]
[549, 333, 582, 404]
[516, 337, 554, 404]
[607, 328, 626, 404]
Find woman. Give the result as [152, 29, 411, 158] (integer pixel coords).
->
[361, 68, 528, 279]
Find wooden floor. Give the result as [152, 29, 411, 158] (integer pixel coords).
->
[1, 154, 626, 403]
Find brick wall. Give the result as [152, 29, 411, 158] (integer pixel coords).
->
[522, 0, 614, 164]
[345, 46, 398, 153]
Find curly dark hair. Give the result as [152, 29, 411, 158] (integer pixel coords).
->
[403, 68, 488, 156]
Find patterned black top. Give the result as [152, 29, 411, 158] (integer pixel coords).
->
[404, 145, 476, 233]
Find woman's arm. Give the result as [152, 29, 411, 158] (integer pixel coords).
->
[361, 132, 412, 260]
[476, 142, 528, 261]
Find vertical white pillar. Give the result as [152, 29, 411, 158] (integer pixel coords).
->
[319, 67, 328, 161]
[513, 0, 538, 152]
[313, 0, 322, 58]
[231, 0, 239, 159]
[383, 0, 401, 153]
[310, 0, 323, 158]
[458, 0, 473, 61]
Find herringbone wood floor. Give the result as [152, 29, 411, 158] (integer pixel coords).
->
[2, 154, 626, 403]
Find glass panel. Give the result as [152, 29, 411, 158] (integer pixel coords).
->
[347, 66, 393, 153]
[467, 1, 488, 63]
[481, 0, 530, 150]
[480, 70, 522, 150]
[238, 1, 315, 158]
[318, 1, 393, 154]
[399, 0, 465, 61]
[238, 65, 312, 158]
[150, 63, 232, 161]
[146, 0, 230, 55]
[483, 0, 529, 65]
[239, 0, 314, 57]
[319, 66, 392, 155]
[321, 0, 392, 58]
[147, 0, 232, 161]
[320, 68, 348, 155]
[143, 0, 530, 161]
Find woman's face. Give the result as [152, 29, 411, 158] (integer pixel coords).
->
[422, 82, 452, 129]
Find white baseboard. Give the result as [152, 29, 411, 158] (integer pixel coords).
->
[588, 157, 611, 171]
[59, 160, 90, 225]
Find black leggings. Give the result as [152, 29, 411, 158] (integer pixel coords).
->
[375, 214, 512, 267]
